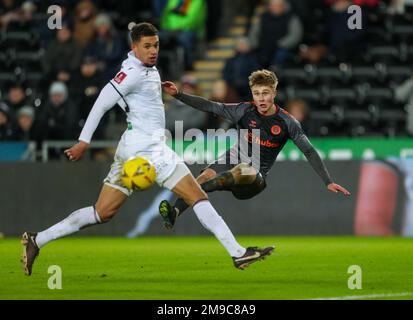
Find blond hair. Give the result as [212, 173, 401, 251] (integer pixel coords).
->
[248, 69, 278, 91]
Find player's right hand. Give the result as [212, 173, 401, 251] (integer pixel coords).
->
[161, 81, 178, 96]
[327, 183, 351, 196]
[64, 141, 89, 161]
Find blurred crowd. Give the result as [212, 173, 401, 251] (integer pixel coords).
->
[0, 0, 225, 145]
[1, 0, 413, 147]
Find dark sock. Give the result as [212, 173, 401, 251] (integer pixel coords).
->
[201, 171, 235, 192]
[174, 197, 189, 216]
[173, 172, 235, 216]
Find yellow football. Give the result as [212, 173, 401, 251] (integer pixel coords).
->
[121, 156, 156, 191]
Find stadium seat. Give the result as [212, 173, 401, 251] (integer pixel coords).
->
[350, 65, 381, 85]
[308, 110, 335, 136]
[274, 67, 309, 86]
[327, 87, 358, 107]
[0, 31, 37, 51]
[386, 65, 413, 83]
[369, 45, 400, 64]
[0, 52, 15, 72]
[314, 66, 344, 85]
[14, 50, 44, 72]
[365, 26, 391, 45]
[392, 25, 413, 45]
[0, 72, 18, 83]
[400, 45, 413, 63]
[359, 86, 394, 107]
[368, 102, 406, 136]
[292, 88, 323, 108]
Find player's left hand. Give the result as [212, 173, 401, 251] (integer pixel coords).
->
[64, 141, 89, 161]
[161, 81, 178, 96]
[327, 183, 351, 196]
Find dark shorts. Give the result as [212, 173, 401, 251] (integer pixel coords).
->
[201, 160, 267, 200]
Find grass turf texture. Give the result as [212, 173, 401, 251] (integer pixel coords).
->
[0, 236, 412, 300]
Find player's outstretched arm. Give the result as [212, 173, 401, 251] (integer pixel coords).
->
[64, 83, 121, 161]
[162, 81, 246, 122]
[296, 136, 351, 196]
[64, 141, 89, 162]
[286, 115, 351, 196]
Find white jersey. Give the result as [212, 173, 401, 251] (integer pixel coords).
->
[78, 51, 187, 193]
[79, 51, 165, 149]
[111, 51, 165, 144]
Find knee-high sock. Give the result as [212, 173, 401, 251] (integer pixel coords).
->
[174, 172, 235, 216]
[192, 200, 245, 257]
[35, 206, 101, 248]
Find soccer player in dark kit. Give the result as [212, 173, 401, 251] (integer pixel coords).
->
[159, 69, 350, 228]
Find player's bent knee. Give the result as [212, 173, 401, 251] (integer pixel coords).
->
[198, 169, 216, 183]
[94, 205, 117, 223]
[232, 172, 266, 200]
[187, 189, 208, 206]
[232, 163, 256, 175]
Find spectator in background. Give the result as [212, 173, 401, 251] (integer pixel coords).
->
[153, 0, 168, 18]
[0, 102, 13, 140]
[206, 80, 235, 130]
[241, 0, 262, 34]
[165, 74, 208, 134]
[0, 0, 21, 29]
[160, 0, 207, 70]
[248, 0, 303, 68]
[38, 81, 78, 141]
[395, 72, 413, 135]
[6, 84, 28, 120]
[205, 0, 222, 41]
[37, 0, 72, 48]
[19, 1, 36, 27]
[387, 0, 413, 14]
[0, 0, 37, 31]
[85, 13, 125, 80]
[73, 0, 97, 49]
[285, 99, 314, 135]
[223, 37, 260, 101]
[288, 0, 317, 38]
[71, 56, 106, 139]
[43, 20, 82, 84]
[299, 0, 365, 64]
[12, 105, 37, 141]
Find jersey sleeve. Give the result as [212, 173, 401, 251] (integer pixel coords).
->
[286, 114, 333, 185]
[78, 83, 121, 143]
[174, 92, 248, 123]
[109, 68, 140, 97]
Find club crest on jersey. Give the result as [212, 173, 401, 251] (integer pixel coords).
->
[271, 125, 281, 135]
[114, 71, 127, 84]
[249, 120, 257, 128]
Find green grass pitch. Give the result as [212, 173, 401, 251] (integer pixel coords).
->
[1, 236, 412, 300]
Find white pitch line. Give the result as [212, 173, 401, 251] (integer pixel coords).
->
[309, 292, 413, 300]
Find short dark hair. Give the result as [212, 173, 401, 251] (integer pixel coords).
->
[129, 22, 158, 43]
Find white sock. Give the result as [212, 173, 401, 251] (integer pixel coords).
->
[192, 200, 246, 258]
[36, 206, 101, 248]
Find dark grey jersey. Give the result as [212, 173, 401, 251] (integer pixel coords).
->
[174, 92, 333, 185]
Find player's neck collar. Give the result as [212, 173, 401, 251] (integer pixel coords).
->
[253, 102, 279, 117]
[128, 51, 156, 69]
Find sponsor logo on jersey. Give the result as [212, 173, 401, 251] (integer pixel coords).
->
[271, 125, 281, 135]
[249, 120, 257, 128]
[114, 71, 127, 84]
[244, 132, 280, 148]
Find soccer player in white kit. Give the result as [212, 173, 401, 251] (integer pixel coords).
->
[21, 23, 274, 275]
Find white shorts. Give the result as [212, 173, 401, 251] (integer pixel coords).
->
[104, 130, 190, 196]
